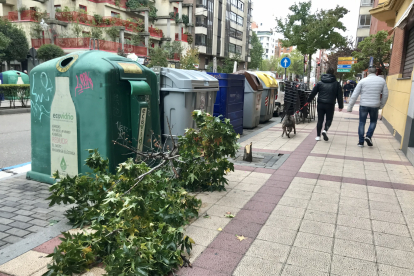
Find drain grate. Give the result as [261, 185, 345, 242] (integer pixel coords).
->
[229, 151, 289, 169]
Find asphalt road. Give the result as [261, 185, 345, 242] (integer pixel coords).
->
[0, 113, 31, 169]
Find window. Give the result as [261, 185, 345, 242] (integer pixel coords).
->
[236, 45, 242, 54]
[111, 11, 120, 17]
[195, 34, 206, 46]
[196, 0, 207, 7]
[229, 43, 236, 53]
[403, 28, 414, 78]
[238, 1, 244, 11]
[356, 37, 367, 45]
[230, 12, 237, 23]
[361, 0, 374, 6]
[79, 5, 87, 12]
[196, 15, 207, 27]
[231, 0, 237, 7]
[237, 15, 243, 26]
[359, 15, 371, 27]
[54, 5, 61, 11]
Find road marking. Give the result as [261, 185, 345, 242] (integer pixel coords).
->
[0, 162, 31, 179]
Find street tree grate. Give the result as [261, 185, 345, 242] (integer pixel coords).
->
[229, 151, 289, 169]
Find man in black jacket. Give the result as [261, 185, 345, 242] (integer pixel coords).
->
[307, 68, 344, 141]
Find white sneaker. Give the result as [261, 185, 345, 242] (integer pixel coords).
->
[322, 130, 329, 141]
[315, 136, 321, 141]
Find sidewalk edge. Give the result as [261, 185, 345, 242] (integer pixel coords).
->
[0, 219, 71, 265]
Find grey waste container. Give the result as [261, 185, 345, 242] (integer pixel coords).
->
[235, 71, 263, 128]
[160, 68, 219, 142]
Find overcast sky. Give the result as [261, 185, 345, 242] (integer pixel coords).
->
[252, 0, 361, 42]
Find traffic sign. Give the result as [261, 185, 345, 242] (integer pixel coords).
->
[338, 60, 357, 65]
[281, 57, 291, 68]
[337, 69, 351, 72]
[337, 65, 352, 69]
[338, 57, 356, 61]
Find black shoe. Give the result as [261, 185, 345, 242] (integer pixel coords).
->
[322, 130, 329, 141]
[358, 142, 364, 147]
[364, 137, 373, 147]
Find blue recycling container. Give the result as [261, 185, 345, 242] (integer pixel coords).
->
[208, 73, 245, 135]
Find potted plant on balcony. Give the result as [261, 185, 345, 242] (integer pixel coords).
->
[184, 32, 192, 44]
[93, 14, 103, 25]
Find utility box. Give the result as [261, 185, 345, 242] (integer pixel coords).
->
[235, 71, 263, 129]
[160, 68, 219, 141]
[0, 70, 29, 85]
[208, 73, 245, 135]
[0, 70, 29, 101]
[27, 51, 161, 184]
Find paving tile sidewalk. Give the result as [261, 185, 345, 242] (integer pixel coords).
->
[2, 104, 414, 275]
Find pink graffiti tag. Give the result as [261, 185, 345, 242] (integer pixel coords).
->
[75, 72, 93, 96]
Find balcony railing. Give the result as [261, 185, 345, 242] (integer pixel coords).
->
[7, 10, 49, 22]
[148, 26, 163, 38]
[55, 12, 146, 33]
[175, 33, 188, 42]
[31, 37, 147, 56]
[195, 22, 207, 28]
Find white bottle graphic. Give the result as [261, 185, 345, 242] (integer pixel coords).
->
[50, 77, 78, 177]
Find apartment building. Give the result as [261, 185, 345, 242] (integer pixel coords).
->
[250, 22, 277, 60]
[195, 0, 253, 70]
[370, 0, 414, 164]
[356, 0, 374, 46]
[369, 0, 392, 35]
[275, 39, 293, 58]
[0, 0, 194, 70]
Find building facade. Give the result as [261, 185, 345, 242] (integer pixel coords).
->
[275, 39, 293, 58]
[195, 0, 252, 70]
[0, 0, 252, 71]
[369, 0, 392, 35]
[370, 0, 414, 164]
[251, 23, 277, 60]
[356, 0, 374, 46]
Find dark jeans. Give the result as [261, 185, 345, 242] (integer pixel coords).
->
[317, 103, 335, 136]
[359, 106, 379, 143]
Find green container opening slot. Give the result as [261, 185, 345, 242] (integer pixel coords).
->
[27, 51, 161, 184]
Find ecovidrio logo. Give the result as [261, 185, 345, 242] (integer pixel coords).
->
[53, 113, 74, 120]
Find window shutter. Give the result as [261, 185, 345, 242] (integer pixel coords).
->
[403, 28, 414, 78]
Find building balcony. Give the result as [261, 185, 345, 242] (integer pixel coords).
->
[31, 37, 148, 56]
[249, 44, 252, 49]
[6, 10, 49, 22]
[148, 26, 163, 38]
[54, 12, 150, 34]
[197, 45, 206, 54]
[175, 33, 188, 42]
[195, 26, 207, 35]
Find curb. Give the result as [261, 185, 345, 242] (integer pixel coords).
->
[0, 108, 30, 115]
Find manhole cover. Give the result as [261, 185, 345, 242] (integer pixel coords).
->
[229, 151, 289, 169]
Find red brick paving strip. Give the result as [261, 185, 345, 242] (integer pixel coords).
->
[177, 129, 319, 275]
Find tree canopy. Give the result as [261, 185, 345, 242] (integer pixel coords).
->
[275, 1, 348, 84]
[37, 44, 65, 61]
[180, 48, 199, 70]
[326, 38, 358, 82]
[148, 47, 168, 67]
[248, 32, 263, 70]
[0, 19, 29, 66]
[352, 31, 392, 77]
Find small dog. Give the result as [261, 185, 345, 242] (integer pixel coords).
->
[281, 115, 296, 138]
